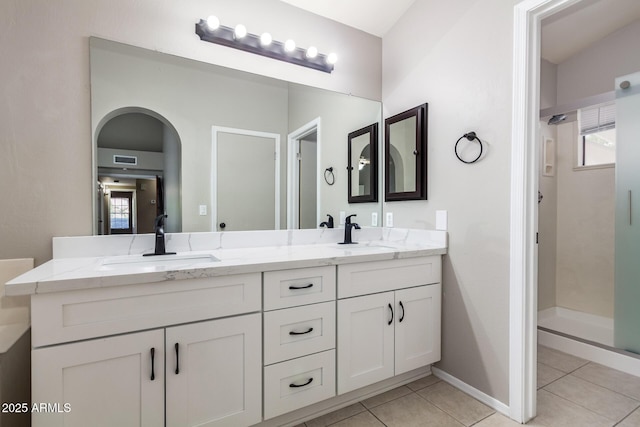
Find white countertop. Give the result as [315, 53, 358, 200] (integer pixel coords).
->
[5, 228, 447, 296]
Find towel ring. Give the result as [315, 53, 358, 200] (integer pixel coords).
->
[455, 131, 483, 164]
[324, 167, 335, 185]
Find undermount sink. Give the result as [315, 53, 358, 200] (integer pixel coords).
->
[100, 253, 220, 270]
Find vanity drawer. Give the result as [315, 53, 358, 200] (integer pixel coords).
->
[263, 349, 336, 419]
[264, 266, 336, 310]
[264, 301, 335, 365]
[337, 256, 441, 298]
[31, 273, 261, 347]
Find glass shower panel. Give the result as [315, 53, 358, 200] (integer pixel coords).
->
[614, 71, 640, 354]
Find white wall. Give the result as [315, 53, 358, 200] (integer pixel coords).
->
[554, 122, 615, 317]
[0, 0, 381, 264]
[556, 19, 640, 105]
[382, 0, 517, 405]
[540, 59, 558, 110]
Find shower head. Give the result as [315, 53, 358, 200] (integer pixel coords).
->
[548, 114, 567, 125]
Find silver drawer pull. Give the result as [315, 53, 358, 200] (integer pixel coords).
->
[289, 327, 314, 336]
[289, 377, 313, 388]
[289, 283, 313, 290]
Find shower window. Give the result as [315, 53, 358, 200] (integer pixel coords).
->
[577, 103, 616, 168]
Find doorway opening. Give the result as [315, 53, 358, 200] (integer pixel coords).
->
[287, 118, 321, 229]
[93, 107, 182, 235]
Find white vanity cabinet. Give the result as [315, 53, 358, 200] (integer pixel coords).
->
[32, 329, 165, 427]
[262, 266, 337, 419]
[337, 257, 442, 394]
[30, 274, 263, 427]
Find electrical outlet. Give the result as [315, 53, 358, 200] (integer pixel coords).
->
[386, 212, 393, 227]
[339, 211, 346, 225]
[371, 212, 378, 227]
[199, 205, 207, 216]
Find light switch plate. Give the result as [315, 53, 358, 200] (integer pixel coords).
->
[386, 212, 393, 227]
[436, 210, 448, 231]
[339, 211, 346, 225]
[199, 205, 207, 216]
[371, 212, 378, 227]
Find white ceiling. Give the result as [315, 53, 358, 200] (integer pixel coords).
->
[541, 0, 640, 64]
[281, 0, 640, 65]
[279, 0, 416, 37]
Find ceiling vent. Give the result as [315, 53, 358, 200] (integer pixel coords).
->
[113, 155, 138, 166]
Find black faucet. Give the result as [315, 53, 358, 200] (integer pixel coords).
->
[144, 214, 176, 256]
[319, 214, 334, 229]
[339, 214, 361, 245]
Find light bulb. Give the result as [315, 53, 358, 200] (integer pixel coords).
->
[326, 52, 338, 65]
[234, 24, 247, 39]
[284, 39, 296, 53]
[260, 32, 272, 46]
[206, 15, 220, 31]
[306, 46, 318, 59]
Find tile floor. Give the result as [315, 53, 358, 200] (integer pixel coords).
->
[298, 346, 640, 426]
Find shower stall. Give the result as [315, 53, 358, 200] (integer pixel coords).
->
[537, 71, 640, 359]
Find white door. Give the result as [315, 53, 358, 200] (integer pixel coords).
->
[32, 330, 164, 427]
[337, 292, 394, 394]
[395, 284, 442, 374]
[213, 127, 280, 231]
[165, 313, 262, 427]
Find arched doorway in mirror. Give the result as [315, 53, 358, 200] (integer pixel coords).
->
[94, 107, 181, 235]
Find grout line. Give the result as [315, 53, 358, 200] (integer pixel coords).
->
[366, 406, 389, 426]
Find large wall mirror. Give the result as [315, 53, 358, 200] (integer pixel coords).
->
[384, 104, 428, 201]
[90, 38, 382, 234]
[347, 123, 378, 203]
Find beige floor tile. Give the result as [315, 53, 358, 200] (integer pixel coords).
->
[532, 389, 614, 427]
[543, 374, 640, 422]
[618, 407, 640, 427]
[305, 403, 367, 427]
[369, 392, 464, 427]
[473, 413, 524, 426]
[572, 363, 640, 401]
[416, 381, 494, 426]
[406, 374, 441, 391]
[537, 346, 588, 373]
[537, 362, 565, 389]
[330, 411, 385, 427]
[361, 385, 413, 409]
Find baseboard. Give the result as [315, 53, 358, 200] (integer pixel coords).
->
[431, 367, 510, 416]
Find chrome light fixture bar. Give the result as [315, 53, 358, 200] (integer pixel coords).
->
[195, 18, 336, 73]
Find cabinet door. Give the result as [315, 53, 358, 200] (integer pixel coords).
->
[337, 292, 394, 394]
[166, 313, 262, 427]
[395, 284, 441, 374]
[32, 330, 164, 427]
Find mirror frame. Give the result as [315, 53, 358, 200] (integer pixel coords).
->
[384, 103, 428, 201]
[347, 123, 378, 203]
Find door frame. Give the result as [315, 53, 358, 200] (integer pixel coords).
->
[211, 126, 281, 231]
[287, 118, 321, 229]
[510, 0, 584, 422]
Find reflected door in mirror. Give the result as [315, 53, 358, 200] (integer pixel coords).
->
[214, 128, 280, 231]
[348, 123, 378, 203]
[385, 104, 428, 201]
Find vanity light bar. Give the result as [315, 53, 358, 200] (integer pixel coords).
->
[195, 19, 336, 73]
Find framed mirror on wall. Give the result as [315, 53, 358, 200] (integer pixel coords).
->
[385, 103, 428, 201]
[347, 123, 378, 203]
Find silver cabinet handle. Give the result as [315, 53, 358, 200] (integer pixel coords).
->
[629, 190, 633, 226]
